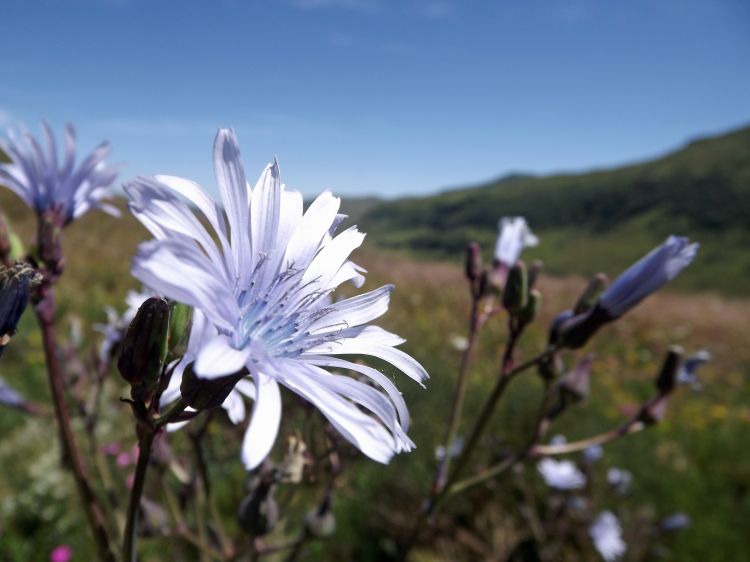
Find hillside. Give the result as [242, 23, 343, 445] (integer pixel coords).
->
[359, 124, 750, 295]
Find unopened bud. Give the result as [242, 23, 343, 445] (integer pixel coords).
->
[305, 502, 336, 538]
[464, 242, 483, 282]
[656, 345, 683, 395]
[559, 353, 595, 402]
[519, 289, 541, 326]
[0, 263, 42, 358]
[573, 274, 608, 315]
[237, 484, 278, 536]
[167, 302, 192, 360]
[37, 211, 64, 276]
[502, 261, 528, 314]
[180, 363, 246, 410]
[117, 297, 170, 391]
[528, 259, 544, 289]
[558, 306, 614, 349]
[638, 394, 670, 425]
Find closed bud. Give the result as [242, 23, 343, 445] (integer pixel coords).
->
[573, 273, 608, 315]
[502, 260, 528, 314]
[237, 483, 278, 536]
[519, 289, 541, 326]
[305, 501, 336, 538]
[559, 353, 595, 402]
[167, 302, 192, 360]
[528, 259, 544, 289]
[656, 345, 683, 395]
[638, 394, 670, 425]
[37, 211, 64, 276]
[117, 297, 170, 391]
[558, 306, 614, 349]
[180, 363, 246, 410]
[464, 242, 483, 282]
[537, 353, 563, 381]
[0, 263, 42, 358]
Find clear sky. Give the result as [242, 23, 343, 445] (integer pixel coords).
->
[1, 0, 749, 198]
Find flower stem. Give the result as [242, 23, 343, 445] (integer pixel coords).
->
[432, 299, 481, 494]
[123, 427, 156, 562]
[531, 420, 646, 456]
[35, 292, 116, 562]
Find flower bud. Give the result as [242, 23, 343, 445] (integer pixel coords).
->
[167, 302, 192, 360]
[117, 297, 170, 391]
[656, 345, 683, 395]
[37, 211, 64, 277]
[638, 394, 669, 425]
[237, 482, 278, 536]
[519, 289, 541, 326]
[559, 353, 595, 402]
[557, 306, 614, 350]
[528, 259, 544, 289]
[573, 273, 608, 315]
[305, 502, 336, 538]
[0, 263, 42, 358]
[502, 260, 528, 314]
[180, 363, 246, 411]
[464, 242, 483, 282]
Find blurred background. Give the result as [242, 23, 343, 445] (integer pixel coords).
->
[1, 0, 749, 560]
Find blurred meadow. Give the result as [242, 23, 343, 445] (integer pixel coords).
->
[1, 170, 749, 560]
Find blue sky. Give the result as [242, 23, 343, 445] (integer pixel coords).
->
[1, 0, 749, 198]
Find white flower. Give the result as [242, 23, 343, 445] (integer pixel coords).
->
[448, 334, 469, 352]
[0, 122, 119, 224]
[493, 216, 538, 267]
[126, 129, 427, 470]
[589, 511, 626, 561]
[599, 236, 698, 317]
[537, 458, 586, 490]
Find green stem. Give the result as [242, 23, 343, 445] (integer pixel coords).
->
[123, 429, 156, 562]
[531, 420, 646, 456]
[432, 299, 481, 493]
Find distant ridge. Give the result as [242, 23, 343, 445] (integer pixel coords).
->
[358, 124, 750, 295]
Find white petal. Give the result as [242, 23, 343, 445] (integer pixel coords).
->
[309, 285, 393, 334]
[222, 389, 246, 425]
[194, 335, 251, 379]
[284, 190, 340, 268]
[302, 226, 365, 289]
[241, 374, 281, 470]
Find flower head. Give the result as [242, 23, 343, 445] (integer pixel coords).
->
[589, 511, 626, 561]
[599, 236, 698, 318]
[493, 216, 538, 267]
[0, 122, 119, 225]
[126, 129, 427, 469]
[676, 349, 711, 390]
[538, 457, 586, 490]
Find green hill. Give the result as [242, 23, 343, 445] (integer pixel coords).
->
[359, 124, 750, 295]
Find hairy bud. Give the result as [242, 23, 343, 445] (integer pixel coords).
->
[0, 263, 42, 358]
[237, 478, 278, 536]
[573, 273, 608, 315]
[502, 260, 528, 314]
[527, 259, 544, 289]
[656, 345, 683, 395]
[167, 302, 192, 360]
[117, 297, 170, 392]
[180, 363, 246, 411]
[557, 306, 614, 349]
[519, 289, 541, 326]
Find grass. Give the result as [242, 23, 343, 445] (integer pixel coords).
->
[0, 190, 749, 560]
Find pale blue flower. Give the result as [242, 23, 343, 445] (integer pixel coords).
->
[0, 122, 119, 224]
[493, 216, 538, 267]
[583, 444, 604, 464]
[589, 511, 626, 561]
[599, 236, 698, 317]
[126, 129, 427, 470]
[538, 458, 586, 490]
[676, 349, 711, 390]
[607, 467, 633, 495]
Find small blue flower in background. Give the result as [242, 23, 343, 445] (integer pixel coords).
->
[589, 511, 626, 561]
[0, 122, 119, 225]
[676, 349, 711, 391]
